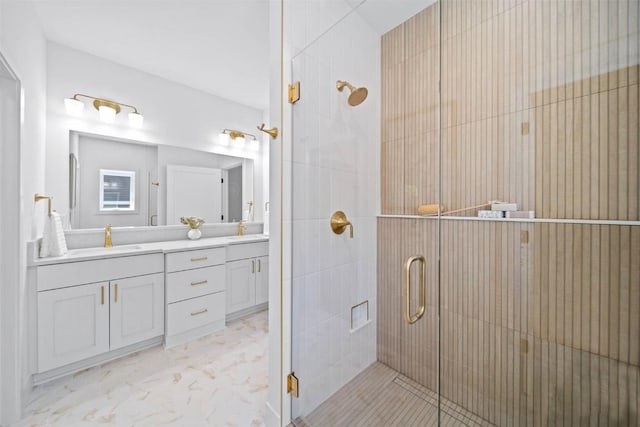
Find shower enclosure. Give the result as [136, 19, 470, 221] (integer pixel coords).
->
[287, 0, 639, 425]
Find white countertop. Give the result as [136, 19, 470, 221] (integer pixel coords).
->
[30, 234, 269, 267]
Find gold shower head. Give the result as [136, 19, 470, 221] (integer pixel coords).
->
[336, 80, 368, 106]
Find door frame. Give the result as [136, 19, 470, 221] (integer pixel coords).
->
[0, 51, 23, 424]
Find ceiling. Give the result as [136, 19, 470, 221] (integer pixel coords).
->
[33, 0, 270, 110]
[31, 0, 437, 111]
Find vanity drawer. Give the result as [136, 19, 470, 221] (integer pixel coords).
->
[226, 241, 269, 262]
[166, 292, 225, 336]
[37, 253, 164, 291]
[165, 247, 225, 273]
[166, 265, 225, 304]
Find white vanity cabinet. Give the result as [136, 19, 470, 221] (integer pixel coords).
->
[226, 242, 269, 316]
[164, 247, 226, 348]
[37, 281, 109, 372]
[36, 253, 164, 375]
[109, 273, 164, 350]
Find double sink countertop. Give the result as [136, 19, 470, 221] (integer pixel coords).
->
[30, 234, 269, 266]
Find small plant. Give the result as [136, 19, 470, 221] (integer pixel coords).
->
[180, 216, 205, 229]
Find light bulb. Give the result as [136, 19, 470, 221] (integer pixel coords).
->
[64, 98, 84, 116]
[98, 105, 116, 123]
[219, 133, 230, 146]
[249, 138, 260, 151]
[235, 136, 246, 147]
[128, 112, 144, 128]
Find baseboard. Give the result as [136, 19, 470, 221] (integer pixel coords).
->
[226, 302, 268, 323]
[163, 319, 225, 348]
[32, 336, 163, 386]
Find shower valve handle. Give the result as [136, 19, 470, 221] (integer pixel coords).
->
[330, 211, 354, 238]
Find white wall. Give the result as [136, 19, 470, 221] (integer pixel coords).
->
[0, 0, 47, 424]
[45, 42, 266, 225]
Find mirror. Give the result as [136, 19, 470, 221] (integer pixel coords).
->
[69, 132, 255, 228]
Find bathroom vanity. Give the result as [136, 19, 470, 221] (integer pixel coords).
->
[29, 234, 268, 384]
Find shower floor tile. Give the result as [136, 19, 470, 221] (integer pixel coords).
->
[294, 362, 493, 427]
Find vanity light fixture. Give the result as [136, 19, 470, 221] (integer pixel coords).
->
[218, 129, 259, 150]
[64, 94, 144, 128]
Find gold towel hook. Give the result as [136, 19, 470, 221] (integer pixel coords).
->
[34, 193, 52, 217]
[257, 123, 278, 139]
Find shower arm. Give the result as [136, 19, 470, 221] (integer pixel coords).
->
[336, 80, 355, 92]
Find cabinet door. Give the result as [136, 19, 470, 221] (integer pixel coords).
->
[226, 259, 256, 314]
[38, 282, 109, 372]
[255, 256, 269, 305]
[110, 273, 164, 350]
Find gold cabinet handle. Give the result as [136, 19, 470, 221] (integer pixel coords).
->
[190, 280, 208, 286]
[114, 283, 118, 303]
[191, 256, 208, 262]
[403, 255, 426, 324]
[251, 260, 255, 273]
[258, 259, 261, 272]
[191, 308, 208, 316]
[101, 286, 105, 305]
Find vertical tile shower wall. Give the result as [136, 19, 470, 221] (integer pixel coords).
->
[290, 9, 381, 418]
[378, 1, 639, 426]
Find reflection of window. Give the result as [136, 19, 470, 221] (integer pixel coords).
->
[99, 169, 135, 211]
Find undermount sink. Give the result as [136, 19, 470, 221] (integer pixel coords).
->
[226, 234, 267, 241]
[68, 244, 145, 256]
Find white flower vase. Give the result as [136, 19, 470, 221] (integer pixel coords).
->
[187, 228, 202, 240]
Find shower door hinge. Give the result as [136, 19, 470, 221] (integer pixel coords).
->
[287, 372, 299, 397]
[288, 81, 300, 104]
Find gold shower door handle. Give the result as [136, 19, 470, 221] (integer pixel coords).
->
[403, 255, 426, 325]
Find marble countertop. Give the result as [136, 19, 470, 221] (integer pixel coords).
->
[30, 234, 269, 267]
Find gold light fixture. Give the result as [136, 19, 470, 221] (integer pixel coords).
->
[64, 94, 144, 128]
[219, 128, 259, 150]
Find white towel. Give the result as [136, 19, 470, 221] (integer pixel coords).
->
[263, 211, 269, 236]
[40, 212, 68, 258]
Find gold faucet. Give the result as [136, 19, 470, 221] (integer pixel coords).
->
[237, 220, 247, 236]
[104, 224, 113, 248]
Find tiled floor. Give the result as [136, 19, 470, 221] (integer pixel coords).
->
[295, 362, 493, 427]
[13, 310, 269, 427]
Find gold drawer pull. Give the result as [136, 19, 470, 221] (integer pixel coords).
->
[190, 308, 208, 316]
[191, 256, 208, 262]
[190, 280, 208, 286]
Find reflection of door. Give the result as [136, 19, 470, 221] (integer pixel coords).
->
[227, 166, 243, 222]
[166, 165, 222, 225]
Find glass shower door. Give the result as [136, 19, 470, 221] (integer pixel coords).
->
[288, 5, 382, 423]
[439, 0, 640, 425]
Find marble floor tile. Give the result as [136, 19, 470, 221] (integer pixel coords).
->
[13, 310, 269, 427]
